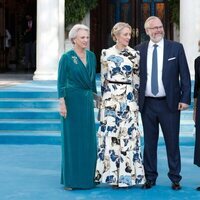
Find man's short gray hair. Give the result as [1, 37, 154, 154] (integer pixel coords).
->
[144, 16, 161, 29]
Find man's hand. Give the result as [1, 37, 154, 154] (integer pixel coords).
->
[178, 102, 189, 111]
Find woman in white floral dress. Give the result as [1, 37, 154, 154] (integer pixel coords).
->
[95, 22, 145, 188]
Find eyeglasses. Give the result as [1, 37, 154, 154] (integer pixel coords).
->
[147, 26, 163, 30]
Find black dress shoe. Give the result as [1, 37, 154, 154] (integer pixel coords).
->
[196, 186, 200, 191]
[64, 187, 73, 190]
[112, 185, 119, 189]
[142, 180, 156, 189]
[171, 182, 181, 190]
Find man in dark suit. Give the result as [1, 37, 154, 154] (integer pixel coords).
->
[193, 41, 200, 191]
[135, 16, 191, 190]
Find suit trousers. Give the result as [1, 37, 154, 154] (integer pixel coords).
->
[194, 95, 200, 167]
[141, 97, 182, 183]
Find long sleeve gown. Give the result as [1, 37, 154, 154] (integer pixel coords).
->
[57, 49, 97, 189]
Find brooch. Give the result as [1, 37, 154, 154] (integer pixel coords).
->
[72, 56, 78, 64]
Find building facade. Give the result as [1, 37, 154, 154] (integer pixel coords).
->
[0, 0, 200, 79]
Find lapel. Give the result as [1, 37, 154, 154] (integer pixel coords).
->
[85, 50, 96, 89]
[162, 39, 170, 80]
[71, 50, 93, 89]
[141, 41, 149, 81]
[85, 50, 93, 81]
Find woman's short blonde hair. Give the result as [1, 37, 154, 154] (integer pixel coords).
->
[111, 22, 132, 42]
[68, 24, 89, 44]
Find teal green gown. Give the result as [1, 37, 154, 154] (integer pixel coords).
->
[57, 49, 97, 189]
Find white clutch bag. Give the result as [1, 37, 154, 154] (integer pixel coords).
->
[93, 93, 102, 109]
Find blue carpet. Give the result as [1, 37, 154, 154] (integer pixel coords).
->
[0, 144, 200, 200]
[0, 77, 199, 199]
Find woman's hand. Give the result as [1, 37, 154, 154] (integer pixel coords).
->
[59, 98, 67, 118]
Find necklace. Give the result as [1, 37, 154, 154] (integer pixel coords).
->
[115, 45, 127, 53]
[79, 53, 85, 59]
[78, 52, 86, 65]
[74, 48, 87, 65]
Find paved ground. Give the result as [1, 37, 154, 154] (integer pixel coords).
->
[0, 144, 200, 200]
[0, 73, 199, 199]
[0, 73, 33, 87]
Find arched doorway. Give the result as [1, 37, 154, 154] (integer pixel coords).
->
[0, 0, 36, 73]
[90, 0, 173, 72]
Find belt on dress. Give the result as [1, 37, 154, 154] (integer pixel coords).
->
[107, 80, 131, 85]
[145, 96, 166, 100]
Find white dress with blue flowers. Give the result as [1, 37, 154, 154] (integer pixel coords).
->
[95, 45, 145, 187]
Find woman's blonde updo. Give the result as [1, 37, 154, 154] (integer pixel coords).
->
[111, 22, 132, 42]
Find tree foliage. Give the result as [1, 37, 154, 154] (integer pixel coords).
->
[65, 0, 98, 28]
[168, 0, 179, 28]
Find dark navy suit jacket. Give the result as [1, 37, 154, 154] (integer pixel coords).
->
[194, 56, 200, 167]
[135, 39, 191, 112]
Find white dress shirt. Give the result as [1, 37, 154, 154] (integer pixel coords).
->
[145, 39, 166, 97]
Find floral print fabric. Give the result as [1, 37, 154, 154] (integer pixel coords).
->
[95, 46, 145, 187]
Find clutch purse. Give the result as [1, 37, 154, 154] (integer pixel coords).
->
[93, 93, 102, 109]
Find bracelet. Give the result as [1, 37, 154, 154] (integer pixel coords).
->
[59, 100, 65, 104]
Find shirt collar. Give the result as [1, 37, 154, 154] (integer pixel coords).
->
[149, 39, 164, 48]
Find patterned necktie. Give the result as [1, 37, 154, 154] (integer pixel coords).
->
[151, 44, 158, 95]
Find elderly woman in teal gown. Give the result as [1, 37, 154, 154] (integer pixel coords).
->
[57, 24, 97, 190]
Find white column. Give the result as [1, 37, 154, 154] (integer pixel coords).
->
[33, 0, 65, 80]
[180, 0, 200, 79]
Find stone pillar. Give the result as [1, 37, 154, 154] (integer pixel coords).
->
[180, 0, 200, 79]
[33, 0, 65, 80]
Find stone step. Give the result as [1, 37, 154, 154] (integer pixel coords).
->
[0, 134, 61, 145]
[0, 91, 57, 98]
[0, 109, 59, 119]
[0, 120, 61, 131]
[0, 133, 195, 145]
[0, 99, 58, 108]
[0, 79, 195, 139]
